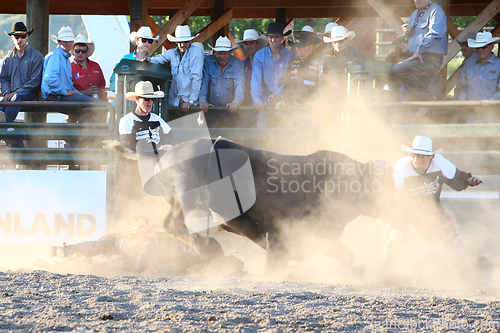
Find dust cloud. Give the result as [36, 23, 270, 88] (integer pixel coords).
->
[1, 90, 498, 298]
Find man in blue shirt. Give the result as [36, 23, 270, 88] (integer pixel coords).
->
[235, 29, 267, 106]
[42, 26, 103, 124]
[199, 37, 245, 127]
[250, 22, 295, 111]
[392, 0, 448, 101]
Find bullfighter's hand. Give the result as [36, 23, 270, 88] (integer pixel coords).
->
[181, 102, 193, 112]
[254, 101, 266, 111]
[199, 102, 212, 112]
[268, 93, 281, 107]
[406, 52, 423, 63]
[275, 100, 285, 109]
[468, 176, 483, 186]
[226, 102, 239, 112]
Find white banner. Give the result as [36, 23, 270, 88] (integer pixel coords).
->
[0, 170, 107, 246]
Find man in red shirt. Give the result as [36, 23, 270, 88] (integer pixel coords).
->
[71, 34, 107, 104]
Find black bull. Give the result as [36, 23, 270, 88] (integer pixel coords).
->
[162, 139, 395, 274]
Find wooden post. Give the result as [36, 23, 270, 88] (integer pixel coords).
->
[130, 0, 148, 51]
[436, 0, 449, 99]
[276, 8, 287, 26]
[26, 0, 49, 150]
[211, 0, 228, 44]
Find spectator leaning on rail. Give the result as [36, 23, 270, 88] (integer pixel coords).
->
[275, 30, 322, 110]
[235, 29, 267, 106]
[392, 0, 447, 101]
[199, 37, 245, 128]
[250, 22, 295, 112]
[0, 22, 43, 148]
[146, 25, 204, 112]
[383, 136, 482, 264]
[70, 34, 107, 123]
[109, 26, 158, 93]
[321, 26, 364, 102]
[42, 26, 103, 124]
[455, 32, 500, 123]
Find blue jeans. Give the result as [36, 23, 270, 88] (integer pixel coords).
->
[48, 94, 108, 123]
[392, 53, 443, 100]
[0, 91, 39, 148]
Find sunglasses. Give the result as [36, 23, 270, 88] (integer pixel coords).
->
[411, 153, 428, 159]
[458, 42, 467, 47]
[13, 34, 27, 39]
[141, 38, 154, 44]
[141, 98, 154, 102]
[73, 49, 88, 53]
[478, 44, 489, 50]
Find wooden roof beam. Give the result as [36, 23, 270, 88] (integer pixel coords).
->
[365, 0, 404, 36]
[149, 0, 206, 54]
[193, 8, 233, 43]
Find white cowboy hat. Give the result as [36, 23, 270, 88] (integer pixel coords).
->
[51, 26, 75, 43]
[130, 26, 159, 46]
[72, 34, 95, 57]
[191, 42, 205, 53]
[167, 25, 199, 42]
[208, 36, 239, 52]
[467, 32, 500, 48]
[301, 25, 315, 33]
[401, 136, 442, 155]
[324, 22, 338, 34]
[234, 29, 268, 47]
[323, 26, 355, 43]
[125, 81, 164, 101]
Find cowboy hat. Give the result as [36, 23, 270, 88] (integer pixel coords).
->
[167, 25, 199, 42]
[234, 29, 268, 47]
[72, 34, 95, 57]
[130, 26, 159, 46]
[208, 36, 239, 52]
[5, 22, 34, 37]
[401, 136, 442, 155]
[456, 32, 476, 44]
[323, 26, 355, 43]
[301, 25, 315, 33]
[125, 81, 164, 101]
[467, 32, 500, 48]
[261, 22, 292, 37]
[323, 22, 338, 35]
[391, 35, 408, 47]
[288, 30, 321, 48]
[51, 26, 76, 43]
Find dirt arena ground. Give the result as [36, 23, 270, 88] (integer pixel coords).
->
[1, 215, 500, 332]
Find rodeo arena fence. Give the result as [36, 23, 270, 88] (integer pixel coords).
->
[1, 60, 500, 232]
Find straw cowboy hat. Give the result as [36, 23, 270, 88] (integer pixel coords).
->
[73, 34, 95, 57]
[288, 30, 321, 48]
[467, 32, 500, 48]
[234, 29, 268, 47]
[323, 26, 355, 43]
[167, 25, 199, 42]
[130, 26, 159, 46]
[51, 26, 76, 43]
[401, 136, 442, 156]
[5, 22, 34, 37]
[208, 36, 239, 52]
[125, 81, 164, 101]
[261, 22, 292, 37]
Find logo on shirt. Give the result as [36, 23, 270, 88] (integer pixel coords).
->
[291, 69, 298, 74]
[73, 73, 83, 79]
[135, 127, 161, 145]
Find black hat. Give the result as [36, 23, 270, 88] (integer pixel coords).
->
[5, 22, 34, 37]
[261, 22, 291, 37]
[288, 30, 321, 48]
